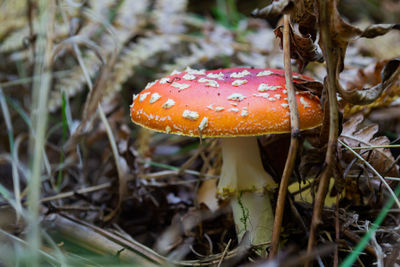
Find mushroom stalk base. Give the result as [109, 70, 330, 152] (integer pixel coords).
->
[218, 137, 276, 251]
[231, 191, 274, 251]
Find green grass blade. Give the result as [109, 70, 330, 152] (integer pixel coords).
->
[0, 88, 23, 216]
[340, 184, 400, 267]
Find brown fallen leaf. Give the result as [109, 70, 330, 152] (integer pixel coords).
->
[197, 178, 219, 212]
[342, 62, 400, 116]
[255, 0, 400, 106]
[274, 23, 323, 72]
[253, 0, 322, 72]
[252, 0, 318, 40]
[338, 114, 399, 205]
[340, 114, 399, 178]
[315, 0, 400, 105]
[293, 80, 323, 98]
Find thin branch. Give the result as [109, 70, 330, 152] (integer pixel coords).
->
[140, 169, 219, 180]
[269, 13, 300, 259]
[344, 144, 400, 150]
[217, 239, 232, 267]
[40, 182, 111, 203]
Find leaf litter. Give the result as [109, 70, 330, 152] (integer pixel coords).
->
[0, 0, 399, 266]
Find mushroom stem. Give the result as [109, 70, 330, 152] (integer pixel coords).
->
[218, 137, 276, 251]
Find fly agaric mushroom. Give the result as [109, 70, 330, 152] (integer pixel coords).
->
[130, 67, 323, 250]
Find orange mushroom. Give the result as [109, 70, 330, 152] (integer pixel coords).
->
[130, 67, 323, 250]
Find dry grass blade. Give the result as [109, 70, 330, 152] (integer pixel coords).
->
[27, 1, 55, 265]
[339, 139, 400, 208]
[0, 228, 59, 265]
[42, 214, 163, 265]
[63, 32, 126, 220]
[217, 239, 232, 267]
[40, 182, 111, 203]
[98, 106, 128, 221]
[349, 145, 400, 150]
[306, 1, 340, 264]
[0, 88, 22, 217]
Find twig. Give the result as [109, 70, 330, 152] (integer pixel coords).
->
[341, 184, 400, 266]
[345, 144, 400, 150]
[278, 244, 336, 267]
[140, 169, 219, 180]
[269, 14, 300, 259]
[342, 229, 376, 257]
[40, 182, 111, 203]
[0, 71, 71, 89]
[217, 239, 232, 267]
[306, 0, 340, 264]
[341, 135, 398, 160]
[339, 140, 400, 208]
[178, 144, 207, 176]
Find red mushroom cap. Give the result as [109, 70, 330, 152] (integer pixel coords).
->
[130, 68, 323, 137]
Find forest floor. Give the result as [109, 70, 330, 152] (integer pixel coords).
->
[0, 0, 399, 266]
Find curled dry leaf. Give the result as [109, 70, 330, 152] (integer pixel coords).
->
[340, 61, 385, 92]
[340, 114, 399, 178]
[252, 0, 318, 40]
[294, 80, 323, 98]
[342, 60, 400, 116]
[274, 24, 323, 72]
[256, 0, 400, 106]
[360, 24, 400, 39]
[254, 0, 322, 72]
[197, 178, 219, 212]
[338, 58, 400, 105]
[315, 0, 400, 105]
[317, 1, 399, 67]
[251, 0, 294, 19]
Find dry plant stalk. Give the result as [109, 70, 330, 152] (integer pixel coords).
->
[28, 1, 55, 265]
[269, 13, 300, 259]
[306, 1, 340, 264]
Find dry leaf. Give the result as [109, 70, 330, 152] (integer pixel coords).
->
[316, 0, 400, 105]
[274, 24, 323, 72]
[256, 0, 400, 105]
[339, 114, 399, 205]
[197, 178, 219, 212]
[340, 114, 399, 177]
[294, 80, 323, 98]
